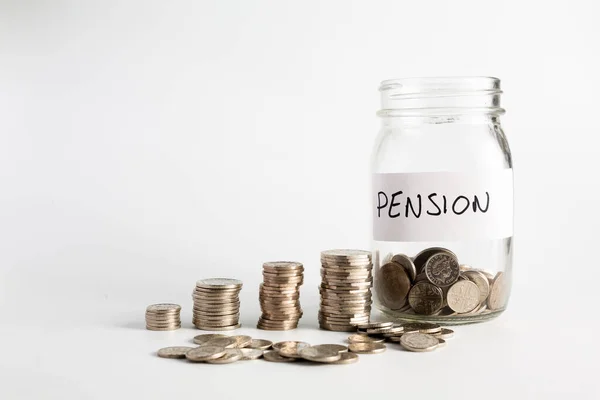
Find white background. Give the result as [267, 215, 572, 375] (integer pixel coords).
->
[1, 1, 599, 399]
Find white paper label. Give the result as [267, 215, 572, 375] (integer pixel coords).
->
[373, 170, 513, 242]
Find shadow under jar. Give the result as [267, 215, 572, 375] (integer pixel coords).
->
[371, 77, 513, 324]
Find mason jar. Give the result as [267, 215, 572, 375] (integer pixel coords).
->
[371, 77, 513, 324]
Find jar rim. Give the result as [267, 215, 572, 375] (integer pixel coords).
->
[379, 76, 501, 93]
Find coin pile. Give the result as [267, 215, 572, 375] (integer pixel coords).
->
[319, 249, 373, 332]
[350, 321, 453, 352]
[145, 303, 181, 331]
[192, 278, 242, 330]
[376, 248, 508, 318]
[257, 261, 304, 330]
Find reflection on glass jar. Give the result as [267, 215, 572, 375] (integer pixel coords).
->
[371, 77, 513, 324]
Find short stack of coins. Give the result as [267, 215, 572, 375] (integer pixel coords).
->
[376, 247, 508, 317]
[319, 249, 373, 332]
[192, 278, 242, 331]
[145, 303, 181, 331]
[257, 261, 304, 330]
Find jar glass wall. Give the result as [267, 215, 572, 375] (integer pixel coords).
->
[371, 77, 513, 324]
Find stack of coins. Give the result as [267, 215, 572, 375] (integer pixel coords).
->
[376, 247, 507, 317]
[192, 278, 242, 330]
[145, 303, 181, 331]
[319, 249, 373, 332]
[257, 261, 304, 330]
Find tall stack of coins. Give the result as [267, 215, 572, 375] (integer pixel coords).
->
[192, 278, 242, 330]
[145, 303, 181, 331]
[376, 247, 508, 317]
[257, 261, 304, 330]
[319, 249, 373, 332]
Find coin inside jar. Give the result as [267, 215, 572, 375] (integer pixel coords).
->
[407, 282, 444, 315]
[424, 253, 460, 287]
[376, 262, 411, 310]
[447, 280, 481, 313]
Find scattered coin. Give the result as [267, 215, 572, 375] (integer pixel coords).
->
[432, 328, 454, 339]
[230, 335, 252, 348]
[193, 334, 227, 345]
[185, 346, 227, 362]
[205, 348, 243, 364]
[347, 334, 385, 344]
[157, 346, 194, 359]
[402, 322, 441, 334]
[356, 321, 393, 330]
[447, 280, 481, 313]
[239, 348, 264, 360]
[348, 342, 386, 354]
[205, 337, 237, 349]
[299, 346, 342, 363]
[277, 342, 311, 358]
[332, 352, 359, 364]
[399, 333, 439, 352]
[247, 339, 273, 350]
[437, 338, 447, 348]
[263, 350, 297, 363]
[312, 344, 348, 353]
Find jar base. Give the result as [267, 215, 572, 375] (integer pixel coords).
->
[376, 305, 505, 326]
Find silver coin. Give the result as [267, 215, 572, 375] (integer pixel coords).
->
[299, 346, 342, 363]
[193, 334, 228, 345]
[408, 282, 444, 315]
[463, 270, 491, 305]
[196, 278, 243, 289]
[263, 350, 297, 363]
[347, 334, 385, 344]
[247, 339, 273, 350]
[375, 262, 411, 310]
[413, 247, 457, 273]
[157, 346, 194, 359]
[193, 323, 241, 331]
[432, 328, 454, 339]
[348, 342, 386, 354]
[424, 253, 460, 287]
[487, 271, 508, 310]
[391, 254, 417, 282]
[276, 341, 311, 358]
[239, 348, 264, 360]
[204, 337, 237, 348]
[332, 352, 359, 364]
[185, 346, 227, 362]
[355, 321, 393, 329]
[205, 348, 243, 364]
[146, 303, 181, 313]
[321, 249, 372, 258]
[146, 325, 181, 331]
[399, 332, 439, 352]
[437, 338, 447, 347]
[318, 322, 358, 332]
[402, 322, 441, 334]
[262, 261, 304, 270]
[312, 344, 348, 353]
[230, 335, 253, 348]
[447, 280, 481, 313]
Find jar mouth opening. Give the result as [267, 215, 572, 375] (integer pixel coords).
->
[378, 76, 504, 116]
[379, 76, 501, 94]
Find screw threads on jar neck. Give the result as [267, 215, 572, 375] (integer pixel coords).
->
[378, 77, 504, 117]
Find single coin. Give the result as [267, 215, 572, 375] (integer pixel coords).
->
[263, 350, 297, 363]
[146, 325, 181, 331]
[299, 346, 342, 363]
[348, 342, 386, 354]
[262, 261, 304, 270]
[193, 323, 241, 331]
[321, 249, 372, 259]
[391, 254, 418, 282]
[247, 339, 273, 350]
[386, 335, 404, 342]
[399, 332, 439, 352]
[402, 322, 441, 334]
[437, 338, 447, 348]
[487, 271, 508, 310]
[376, 262, 411, 310]
[239, 348, 264, 360]
[146, 303, 181, 313]
[318, 322, 358, 332]
[277, 342, 311, 358]
[185, 346, 227, 362]
[463, 270, 491, 304]
[204, 337, 237, 348]
[196, 278, 243, 289]
[347, 334, 385, 344]
[355, 321, 393, 329]
[193, 334, 228, 345]
[157, 346, 194, 359]
[447, 280, 481, 313]
[229, 335, 253, 348]
[408, 282, 444, 315]
[413, 247, 457, 273]
[312, 344, 348, 353]
[205, 348, 243, 364]
[332, 352, 359, 364]
[424, 253, 460, 287]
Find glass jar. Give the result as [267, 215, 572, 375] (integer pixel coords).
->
[371, 77, 513, 324]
